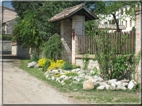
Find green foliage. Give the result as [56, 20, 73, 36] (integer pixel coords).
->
[82, 53, 89, 70]
[87, 28, 135, 80]
[2, 34, 12, 40]
[13, 10, 43, 50]
[129, 51, 141, 82]
[62, 62, 73, 70]
[92, 67, 101, 76]
[31, 52, 39, 62]
[112, 55, 129, 79]
[42, 60, 51, 72]
[65, 72, 78, 76]
[42, 33, 62, 60]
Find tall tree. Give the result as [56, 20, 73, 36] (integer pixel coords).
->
[91, 1, 141, 32]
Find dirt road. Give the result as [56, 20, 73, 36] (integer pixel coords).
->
[3, 60, 79, 104]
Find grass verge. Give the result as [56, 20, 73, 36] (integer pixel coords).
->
[20, 60, 141, 104]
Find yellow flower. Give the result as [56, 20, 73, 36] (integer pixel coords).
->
[38, 58, 47, 67]
[47, 59, 65, 70]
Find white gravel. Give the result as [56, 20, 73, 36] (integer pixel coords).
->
[3, 61, 78, 104]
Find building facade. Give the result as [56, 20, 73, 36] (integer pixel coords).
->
[2, 6, 17, 34]
[99, 5, 138, 32]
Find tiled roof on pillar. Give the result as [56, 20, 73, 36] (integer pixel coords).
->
[48, 3, 99, 22]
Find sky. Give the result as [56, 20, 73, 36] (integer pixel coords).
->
[2, 0, 13, 9]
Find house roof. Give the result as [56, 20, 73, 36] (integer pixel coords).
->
[98, 24, 126, 30]
[48, 3, 99, 22]
[2, 6, 17, 23]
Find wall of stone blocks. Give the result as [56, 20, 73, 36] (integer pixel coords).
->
[12, 44, 30, 59]
[61, 19, 72, 62]
[75, 58, 99, 70]
[1, 40, 11, 54]
[72, 15, 85, 64]
[135, 6, 141, 83]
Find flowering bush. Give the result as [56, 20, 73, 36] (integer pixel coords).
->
[47, 60, 65, 70]
[38, 58, 47, 67]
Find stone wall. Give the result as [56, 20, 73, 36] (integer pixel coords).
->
[61, 19, 72, 63]
[2, 20, 17, 34]
[75, 58, 99, 70]
[72, 15, 85, 64]
[12, 43, 30, 59]
[135, 5, 141, 83]
[1, 40, 11, 54]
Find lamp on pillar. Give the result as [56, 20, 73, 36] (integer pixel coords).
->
[72, 29, 75, 39]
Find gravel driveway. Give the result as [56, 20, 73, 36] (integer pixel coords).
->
[3, 60, 79, 104]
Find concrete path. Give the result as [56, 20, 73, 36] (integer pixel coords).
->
[2, 60, 78, 104]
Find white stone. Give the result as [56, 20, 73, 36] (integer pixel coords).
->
[90, 70, 94, 74]
[76, 68, 81, 71]
[56, 78, 60, 82]
[27, 61, 37, 68]
[128, 80, 137, 90]
[93, 76, 103, 82]
[97, 85, 105, 90]
[71, 69, 77, 72]
[60, 75, 66, 79]
[85, 75, 90, 79]
[117, 86, 126, 90]
[64, 76, 69, 80]
[105, 84, 111, 90]
[34, 64, 39, 68]
[76, 78, 81, 82]
[98, 82, 107, 86]
[109, 83, 116, 90]
[51, 76, 55, 81]
[44, 71, 48, 75]
[52, 70, 59, 73]
[121, 79, 129, 83]
[114, 81, 122, 86]
[78, 73, 85, 78]
[108, 79, 117, 84]
[83, 80, 94, 90]
[46, 74, 49, 78]
[121, 83, 128, 87]
[111, 83, 116, 87]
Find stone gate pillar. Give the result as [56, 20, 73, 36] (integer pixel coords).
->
[72, 15, 85, 64]
[135, 5, 141, 83]
[61, 19, 72, 63]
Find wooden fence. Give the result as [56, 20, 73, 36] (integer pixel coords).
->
[77, 30, 135, 54]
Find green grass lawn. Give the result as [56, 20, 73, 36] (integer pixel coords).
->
[20, 60, 141, 104]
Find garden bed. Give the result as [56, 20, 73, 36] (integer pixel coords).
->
[20, 60, 141, 104]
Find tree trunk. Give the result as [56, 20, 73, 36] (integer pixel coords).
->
[112, 13, 121, 32]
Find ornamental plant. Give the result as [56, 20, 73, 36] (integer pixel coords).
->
[38, 58, 47, 67]
[47, 59, 65, 70]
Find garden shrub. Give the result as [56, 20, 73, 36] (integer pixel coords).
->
[38, 58, 47, 67]
[42, 33, 62, 60]
[31, 52, 39, 62]
[47, 59, 65, 70]
[62, 62, 73, 70]
[42, 60, 50, 72]
[112, 55, 129, 79]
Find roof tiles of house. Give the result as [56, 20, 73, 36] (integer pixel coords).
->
[48, 3, 99, 22]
